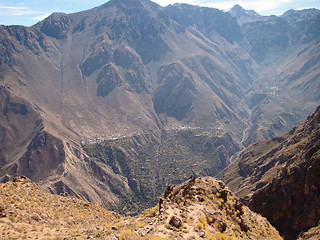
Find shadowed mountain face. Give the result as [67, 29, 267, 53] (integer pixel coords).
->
[0, 0, 319, 214]
[221, 105, 320, 239]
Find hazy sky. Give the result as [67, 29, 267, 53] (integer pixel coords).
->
[0, 0, 319, 26]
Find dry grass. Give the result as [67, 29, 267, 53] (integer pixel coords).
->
[0, 176, 283, 239]
[0, 176, 120, 239]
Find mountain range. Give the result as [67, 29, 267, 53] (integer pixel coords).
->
[0, 0, 319, 217]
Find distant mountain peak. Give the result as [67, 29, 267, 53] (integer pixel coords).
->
[231, 4, 243, 11]
[105, 0, 160, 9]
[229, 4, 260, 18]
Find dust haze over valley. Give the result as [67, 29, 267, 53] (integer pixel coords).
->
[0, 0, 320, 234]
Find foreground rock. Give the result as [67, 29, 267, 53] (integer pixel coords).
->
[111, 176, 282, 239]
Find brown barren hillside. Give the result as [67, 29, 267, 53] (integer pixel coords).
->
[0, 176, 282, 240]
[221, 105, 320, 239]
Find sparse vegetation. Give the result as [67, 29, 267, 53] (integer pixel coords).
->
[199, 215, 207, 227]
[118, 228, 136, 240]
[196, 221, 205, 230]
[0, 176, 120, 239]
[0, 175, 282, 240]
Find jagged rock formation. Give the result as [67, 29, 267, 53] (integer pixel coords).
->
[221, 105, 320, 239]
[0, 0, 319, 214]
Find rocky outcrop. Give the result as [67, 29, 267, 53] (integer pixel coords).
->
[96, 63, 122, 97]
[108, 176, 282, 239]
[80, 39, 114, 77]
[40, 13, 71, 39]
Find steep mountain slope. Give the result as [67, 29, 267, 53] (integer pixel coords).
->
[0, 0, 319, 214]
[0, 176, 282, 239]
[221, 105, 320, 239]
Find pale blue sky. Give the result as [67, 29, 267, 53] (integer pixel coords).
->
[0, 0, 319, 26]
